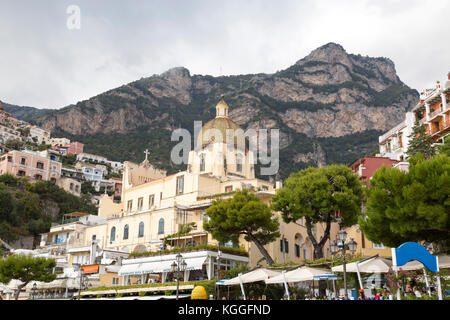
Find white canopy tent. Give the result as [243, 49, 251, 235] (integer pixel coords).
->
[265, 266, 333, 284]
[331, 255, 392, 289]
[219, 268, 281, 300]
[265, 266, 335, 300]
[221, 268, 281, 286]
[331, 256, 392, 273]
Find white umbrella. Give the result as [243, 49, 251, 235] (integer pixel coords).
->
[6, 279, 24, 290]
[332, 256, 392, 289]
[221, 268, 281, 301]
[331, 257, 392, 273]
[221, 268, 281, 285]
[265, 266, 333, 284]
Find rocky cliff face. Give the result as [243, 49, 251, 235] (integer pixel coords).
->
[15, 43, 418, 178]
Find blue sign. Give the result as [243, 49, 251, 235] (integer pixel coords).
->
[394, 242, 438, 272]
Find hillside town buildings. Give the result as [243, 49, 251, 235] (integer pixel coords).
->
[3, 78, 448, 298]
[77, 152, 108, 163]
[412, 74, 450, 143]
[378, 72, 450, 161]
[29, 126, 51, 145]
[0, 149, 61, 181]
[33, 100, 340, 289]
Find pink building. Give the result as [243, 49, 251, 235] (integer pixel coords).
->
[0, 150, 62, 181]
[349, 156, 399, 187]
[67, 142, 84, 155]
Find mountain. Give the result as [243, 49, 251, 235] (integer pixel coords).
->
[2, 103, 52, 122]
[10, 43, 420, 179]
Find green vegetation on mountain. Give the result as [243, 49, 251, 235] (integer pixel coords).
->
[0, 174, 97, 246]
[7, 43, 418, 181]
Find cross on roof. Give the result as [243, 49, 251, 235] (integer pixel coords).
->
[144, 149, 150, 161]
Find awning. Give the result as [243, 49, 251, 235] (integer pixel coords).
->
[139, 260, 174, 274]
[25, 279, 68, 290]
[119, 256, 207, 276]
[185, 256, 207, 271]
[119, 264, 142, 276]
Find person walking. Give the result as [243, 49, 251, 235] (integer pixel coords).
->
[357, 289, 366, 300]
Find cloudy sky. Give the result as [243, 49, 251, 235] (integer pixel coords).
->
[1, 0, 449, 109]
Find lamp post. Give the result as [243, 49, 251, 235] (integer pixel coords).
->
[75, 264, 91, 300]
[216, 249, 222, 300]
[31, 282, 37, 300]
[171, 253, 186, 300]
[330, 229, 357, 299]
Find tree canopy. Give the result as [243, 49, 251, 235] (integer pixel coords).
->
[407, 121, 436, 159]
[271, 164, 364, 259]
[204, 189, 280, 266]
[359, 154, 450, 249]
[0, 254, 56, 300]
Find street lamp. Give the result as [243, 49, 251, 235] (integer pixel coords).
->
[330, 230, 357, 299]
[75, 264, 91, 300]
[171, 253, 186, 300]
[216, 249, 222, 300]
[31, 282, 37, 300]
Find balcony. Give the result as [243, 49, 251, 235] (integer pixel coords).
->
[429, 108, 443, 120]
[45, 240, 67, 246]
[51, 217, 80, 227]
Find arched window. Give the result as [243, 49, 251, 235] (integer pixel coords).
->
[138, 222, 144, 238]
[200, 154, 205, 172]
[123, 224, 129, 240]
[110, 227, 116, 242]
[294, 233, 303, 258]
[236, 154, 243, 172]
[158, 218, 164, 235]
[304, 238, 311, 260]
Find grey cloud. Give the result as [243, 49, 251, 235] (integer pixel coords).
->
[0, 0, 448, 109]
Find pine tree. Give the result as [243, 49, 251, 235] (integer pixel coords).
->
[406, 121, 436, 159]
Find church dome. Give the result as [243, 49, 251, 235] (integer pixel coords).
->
[196, 100, 244, 148]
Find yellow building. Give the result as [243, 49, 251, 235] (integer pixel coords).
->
[345, 225, 392, 258]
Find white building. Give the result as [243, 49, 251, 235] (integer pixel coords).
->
[107, 160, 123, 173]
[77, 152, 108, 164]
[29, 126, 51, 145]
[0, 124, 22, 144]
[50, 137, 70, 147]
[378, 112, 415, 161]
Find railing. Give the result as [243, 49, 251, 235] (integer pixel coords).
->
[379, 122, 405, 142]
[429, 108, 443, 119]
[45, 240, 66, 246]
[51, 217, 80, 227]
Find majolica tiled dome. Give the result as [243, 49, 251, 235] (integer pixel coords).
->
[196, 100, 244, 148]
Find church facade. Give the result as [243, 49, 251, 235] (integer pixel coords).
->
[56, 100, 339, 285]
